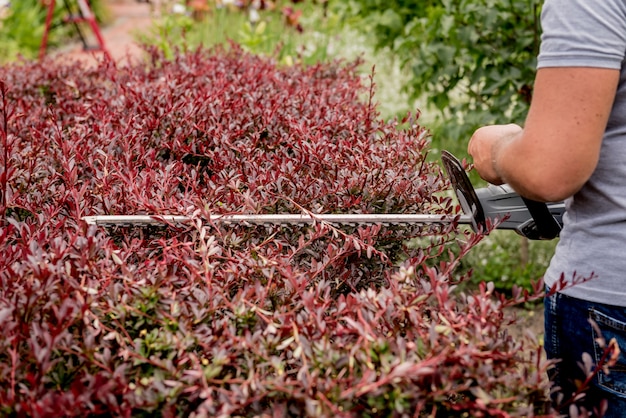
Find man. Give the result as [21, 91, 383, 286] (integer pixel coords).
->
[468, 0, 626, 416]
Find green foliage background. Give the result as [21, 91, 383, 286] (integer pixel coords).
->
[334, 0, 542, 150]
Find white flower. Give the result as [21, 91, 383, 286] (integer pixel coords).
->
[249, 8, 260, 23]
[172, 3, 187, 14]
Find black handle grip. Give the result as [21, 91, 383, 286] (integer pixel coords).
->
[519, 197, 561, 240]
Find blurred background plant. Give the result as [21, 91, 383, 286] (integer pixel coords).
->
[333, 0, 542, 158]
[0, 0, 51, 62]
[457, 231, 556, 298]
[139, 0, 337, 66]
[0, 0, 110, 63]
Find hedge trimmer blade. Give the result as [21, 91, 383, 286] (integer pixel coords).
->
[82, 213, 473, 227]
[82, 152, 566, 240]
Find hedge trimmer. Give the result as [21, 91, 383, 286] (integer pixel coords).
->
[83, 151, 565, 240]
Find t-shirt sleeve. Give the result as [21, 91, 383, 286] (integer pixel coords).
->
[538, 0, 626, 69]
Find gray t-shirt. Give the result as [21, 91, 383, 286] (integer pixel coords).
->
[540, 0, 626, 305]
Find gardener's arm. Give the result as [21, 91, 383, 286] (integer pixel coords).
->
[468, 67, 619, 202]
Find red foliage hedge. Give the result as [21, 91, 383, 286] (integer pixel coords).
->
[0, 46, 555, 416]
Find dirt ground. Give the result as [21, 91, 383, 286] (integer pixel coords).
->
[507, 304, 545, 342]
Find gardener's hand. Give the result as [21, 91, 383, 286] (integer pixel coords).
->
[468, 123, 522, 185]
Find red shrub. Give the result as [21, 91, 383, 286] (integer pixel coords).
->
[0, 46, 556, 416]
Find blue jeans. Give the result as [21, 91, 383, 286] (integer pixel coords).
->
[544, 290, 626, 417]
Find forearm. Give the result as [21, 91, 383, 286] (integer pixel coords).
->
[491, 130, 582, 202]
[470, 67, 618, 202]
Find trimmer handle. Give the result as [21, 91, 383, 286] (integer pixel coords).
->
[441, 150, 564, 240]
